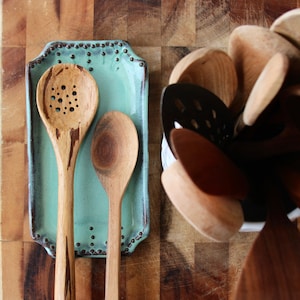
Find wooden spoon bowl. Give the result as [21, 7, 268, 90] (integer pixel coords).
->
[270, 8, 300, 50]
[169, 47, 238, 107]
[228, 25, 300, 113]
[161, 159, 244, 242]
[234, 52, 289, 136]
[161, 128, 248, 241]
[170, 128, 248, 199]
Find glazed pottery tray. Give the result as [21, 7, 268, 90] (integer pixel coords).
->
[26, 40, 149, 258]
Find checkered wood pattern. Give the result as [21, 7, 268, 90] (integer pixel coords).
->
[1, 1, 300, 299]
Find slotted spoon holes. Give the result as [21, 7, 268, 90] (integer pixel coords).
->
[161, 83, 234, 150]
[175, 97, 213, 133]
[37, 63, 99, 132]
[49, 84, 79, 115]
[175, 99, 230, 147]
[203, 106, 231, 146]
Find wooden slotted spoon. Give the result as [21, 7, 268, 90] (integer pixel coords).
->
[91, 111, 139, 300]
[36, 63, 99, 299]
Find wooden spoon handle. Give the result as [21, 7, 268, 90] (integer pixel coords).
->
[54, 163, 76, 300]
[105, 199, 122, 300]
[229, 126, 300, 161]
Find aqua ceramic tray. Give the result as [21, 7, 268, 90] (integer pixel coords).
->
[26, 40, 149, 258]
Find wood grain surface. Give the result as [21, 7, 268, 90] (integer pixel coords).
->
[1, 1, 300, 299]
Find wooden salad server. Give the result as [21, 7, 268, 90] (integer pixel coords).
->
[36, 63, 99, 300]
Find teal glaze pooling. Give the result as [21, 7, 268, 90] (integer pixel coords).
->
[26, 40, 149, 258]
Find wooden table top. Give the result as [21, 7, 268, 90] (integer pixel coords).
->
[1, 1, 300, 299]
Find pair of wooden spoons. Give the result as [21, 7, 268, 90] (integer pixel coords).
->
[228, 23, 300, 115]
[37, 64, 138, 299]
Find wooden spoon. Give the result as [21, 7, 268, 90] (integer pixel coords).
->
[91, 111, 138, 300]
[270, 8, 300, 50]
[233, 175, 300, 299]
[168, 47, 238, 107]
[36, 63, 99, 300]
[161, 159, 244, 241]
[228, 25, 300, 114]
[234, 52, 289, 136]
[229, 85, 300, 161]
[170, 128, 248, 199]
[162, 128, 247, 241]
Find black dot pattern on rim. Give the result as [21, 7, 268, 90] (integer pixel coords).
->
[28, 41, 146, 71]
[28, 40, 148, 258]
[34, 225, 145, 258]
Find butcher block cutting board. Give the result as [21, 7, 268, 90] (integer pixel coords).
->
[1, 1, 300, 299]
